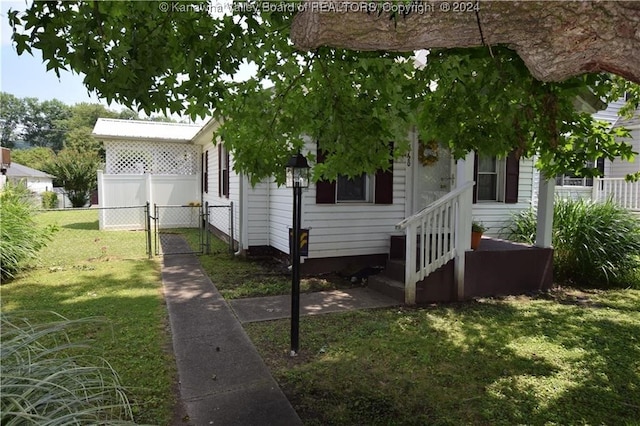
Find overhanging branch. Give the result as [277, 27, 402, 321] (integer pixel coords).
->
[291, 0, 640, 83]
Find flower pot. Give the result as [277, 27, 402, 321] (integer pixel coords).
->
[471, 231, 483, 250]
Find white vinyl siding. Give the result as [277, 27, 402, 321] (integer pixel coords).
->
[300, 160, 407, 258]
[472, 156, 536, 237]
[608, 128, 640, 178]
[246, 182, 269, 246]
[268, 183, 293, 254]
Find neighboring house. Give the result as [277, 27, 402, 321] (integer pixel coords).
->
[5, 162, 55, 194]
[555, 99, 640, 212]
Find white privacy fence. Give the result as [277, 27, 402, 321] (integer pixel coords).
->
[97, 171, 200, 230]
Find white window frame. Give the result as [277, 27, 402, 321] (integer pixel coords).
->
[336, 173, 373, 203]
[476, 155, 506, 202]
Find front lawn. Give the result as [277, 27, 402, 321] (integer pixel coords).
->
[0, 209, 174, 425]
[245, 288, 640, 425]
[181, 228, 358, 299]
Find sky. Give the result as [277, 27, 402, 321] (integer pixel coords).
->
[0, 2, 109, 107]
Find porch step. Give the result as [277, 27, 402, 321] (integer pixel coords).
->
[368, 274, 405, 303]
[385, 259, 405, 283]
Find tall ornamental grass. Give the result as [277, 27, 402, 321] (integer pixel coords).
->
[0, 183, 57, 280]
[0, 312, 136, 425]
[506, 198, 640, 286]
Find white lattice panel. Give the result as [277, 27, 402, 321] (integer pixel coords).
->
[105, 141, 200, 175]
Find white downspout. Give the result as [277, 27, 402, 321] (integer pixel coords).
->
[235, 174, 249, 256]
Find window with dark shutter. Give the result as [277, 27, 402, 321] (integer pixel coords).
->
[315, 144, 393, 205]
[473, 150, 519, 204]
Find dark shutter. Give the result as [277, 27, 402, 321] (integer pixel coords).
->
[218, 144, 222, 197]
[203, 151, 209, 193]
[374, 142, 394, 204]
[315, 146, 336, 204]
[504, 150, 520, 204]
[596, 157, 605, 175]
[472, 152, 479, 204]
[223, 149, 230, 198]
[374, 147, 394, 205]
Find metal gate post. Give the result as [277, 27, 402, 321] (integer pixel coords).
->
[229, 201, 234, 254]
[204, 202, 211, 254]
[154, 204, 159, 255]
[145, 202, 152, 258]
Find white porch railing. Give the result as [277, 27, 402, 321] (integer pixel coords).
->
[396, 181, 474, 304]
[593, 177, 640, 211]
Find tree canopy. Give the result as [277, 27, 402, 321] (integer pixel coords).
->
[7, 2, 639, 184]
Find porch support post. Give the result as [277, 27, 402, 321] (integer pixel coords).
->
[535, 176, 555, 248]
[454, 152, 474, 301]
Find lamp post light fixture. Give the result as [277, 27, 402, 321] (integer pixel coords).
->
[285, 153, 310, 357]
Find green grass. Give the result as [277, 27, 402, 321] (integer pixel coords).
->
[1, 209, 174, 425]
[245, 288, 640, 425]
[180, 228, 358, 299]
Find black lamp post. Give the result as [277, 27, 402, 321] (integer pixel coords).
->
[285, 153, 310, 356]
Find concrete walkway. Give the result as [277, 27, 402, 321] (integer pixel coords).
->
[160, 235, 399, 425]
[229, 287, 401, 324]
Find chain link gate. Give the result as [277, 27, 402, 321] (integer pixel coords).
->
[152, 203, 207, 255]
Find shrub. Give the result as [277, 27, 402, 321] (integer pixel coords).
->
[45, 149, 99, 208]
[506, 198, 640, 286]
[0, 312, 135, 425]
[0, 183, 57, 280]
[41, 190, 58, 209]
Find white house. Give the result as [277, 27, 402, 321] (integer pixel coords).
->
[194, 117, 554, 304]
[5, 162, 55, 193]
[93, 99, 638, 303]
[555, 98, 640, 209]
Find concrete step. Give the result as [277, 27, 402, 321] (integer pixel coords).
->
[368, 274, 405, 303]
[385, 258, 405, 283]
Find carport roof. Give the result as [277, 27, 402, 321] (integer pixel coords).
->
[92, 118, 204, 142]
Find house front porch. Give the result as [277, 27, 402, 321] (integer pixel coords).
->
[369, 236, 553, 304]
[368, 157, 556, 305]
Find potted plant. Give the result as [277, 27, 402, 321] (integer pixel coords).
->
[471, 221, 487, 250]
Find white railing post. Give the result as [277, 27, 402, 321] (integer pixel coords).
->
[405, 222, 417, 305]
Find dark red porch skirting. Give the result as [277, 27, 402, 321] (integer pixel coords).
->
[415, 238, 554, 304]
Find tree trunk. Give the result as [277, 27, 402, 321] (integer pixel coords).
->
[291, 0, 640, 83]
